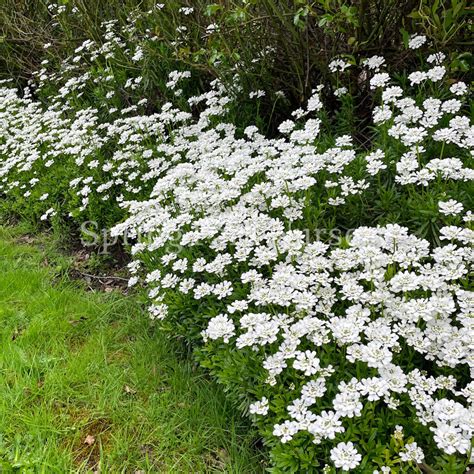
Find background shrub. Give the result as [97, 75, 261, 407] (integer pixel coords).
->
[1, 0, 472, 134]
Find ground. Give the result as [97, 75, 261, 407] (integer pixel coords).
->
[0, 226, 263, 473]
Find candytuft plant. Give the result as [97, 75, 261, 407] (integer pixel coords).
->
[0, 3, 473, 472]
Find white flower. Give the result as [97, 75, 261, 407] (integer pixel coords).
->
[308, 410, 344, 440]
[329, 59, 351, 73]
[365, 149, 387, 175]
[427, 66, 446, 82]
[278, 120, 295, 134]
[408, 34, 427, 49]
[330, 442, 362, 471]
[202, 314, 235, 343]
[463, 211, 474, 223]
[427, 52, 446, 64]
[166, 70, 191, 90]
[433, 425, 470, 455]
[301, 378, 327, 405]
[40, 207, 56, 221]
[373, 106, 392, 124]
[370, 73, 390, 89]
[2, 34, 474, 471]
[333, 390, 363, 418]
[293, 350, 321, 376]
[450, 82, 468, 96]
[334, 87, 348, 97]
[399, 442, 424, 463]
[362, 55, 385, 71]
[439, 199, 463, 216]
[249, 90, 265, 99]
[131, 46, 143, 62]
[382, 86, 403, 103]
[179, 6, 194, 15]
[441, 99, 461, 114]
[273, 420, 300, 443]
[206, 23, 219, 34]
[249, 397, 269, 415]
[408, 71, 427, 86]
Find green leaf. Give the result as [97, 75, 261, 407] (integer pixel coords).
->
[293, 7, 309, 28]
[432, 0, 440, 14]
[318, 14, 332, 27]
[205, 4, 222, 16]
[444, 9, 454, 30]
[400, 28, 410, 48]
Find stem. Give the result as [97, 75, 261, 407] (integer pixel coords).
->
[417, 462, 438, 474]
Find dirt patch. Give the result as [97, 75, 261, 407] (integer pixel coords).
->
[13, 227, 131, 294]
[16, 234, 37, 245]
[69, 415, 113, 471]
[68, 267, 130, 293]
[204, 448, 231, 471]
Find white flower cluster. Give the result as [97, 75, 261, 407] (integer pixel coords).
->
[368, 63, 472, 188]
[166, 70, 192, 90]
[0, 19, 472, 470]
[408, 34, 427, 50]
[107, 71, 471, 468]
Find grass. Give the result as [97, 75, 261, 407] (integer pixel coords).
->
[0, 225, 264, 473]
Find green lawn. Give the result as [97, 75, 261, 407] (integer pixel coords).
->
[0, 227, 263, 473]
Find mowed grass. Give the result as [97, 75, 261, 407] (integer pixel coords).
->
[0, 227, 263, 473]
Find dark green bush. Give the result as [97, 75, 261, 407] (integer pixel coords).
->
[1, 0, 472, 132]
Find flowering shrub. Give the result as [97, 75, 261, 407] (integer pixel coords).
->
[0, 21, 473, 473]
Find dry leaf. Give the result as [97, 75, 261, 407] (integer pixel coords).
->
[84, 434, 95, 446]
[124, 385, 137, 395]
